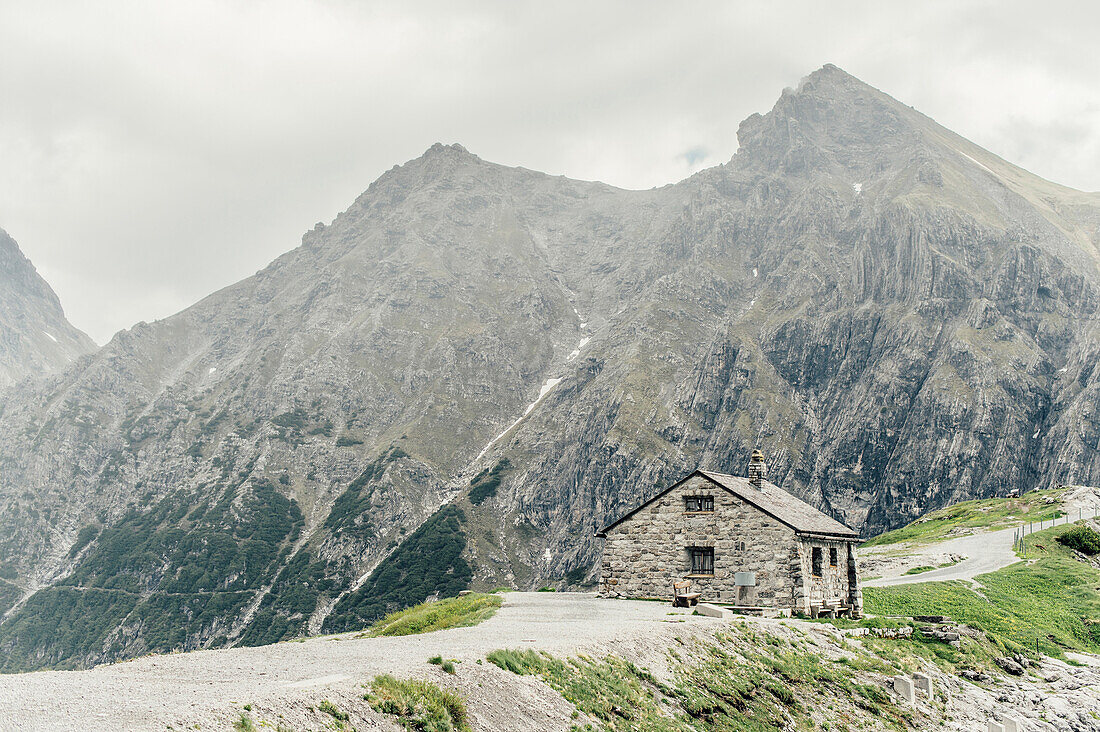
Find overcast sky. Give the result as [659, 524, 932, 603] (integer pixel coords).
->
[2, 1, 1098, 344]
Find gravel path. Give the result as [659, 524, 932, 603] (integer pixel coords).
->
[0, 592, 718, 731]
[864, 488, 1100, 589]
[862, 525, 1020, 588]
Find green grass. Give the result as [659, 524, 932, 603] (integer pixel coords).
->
[233, 713, 256, 732]
[864, 488, 1065, 546]
[365, 674, 471, 732]
[486, 628, 910, 731]
[902, 558, 962, 575]
[864, 523, 1100, 659]
[364, 593, 502, 637]
[318, 699, 349, 722]
[428, 655, 457, 673]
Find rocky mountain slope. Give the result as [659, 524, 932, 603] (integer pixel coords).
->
[0, 228, 95, 389]
[2, 64, 1100, 671]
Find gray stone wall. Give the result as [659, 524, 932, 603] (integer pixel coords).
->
[600, 476, 801, 606]
[795, 538, 859, 615]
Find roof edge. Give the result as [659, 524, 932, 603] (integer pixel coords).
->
[596, 469, 859, 539]
[700, 470, 859, 538]
[595, 470, 715, 537]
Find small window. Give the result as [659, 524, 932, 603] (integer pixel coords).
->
[829, 548, 838, 567]
[684, 495, 714, 512]
[690, 547, 714, 575]
[811, 547, 823, 577]
[735, 540, 746, 552]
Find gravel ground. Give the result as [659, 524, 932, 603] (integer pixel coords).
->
[0, 592, 718, 731]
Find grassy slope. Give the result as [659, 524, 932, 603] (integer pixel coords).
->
[864, 523, 1100, 658]
[484, 622, 912, 732]
[364, 593, 503, 638]
[863, 488, 1066, 546]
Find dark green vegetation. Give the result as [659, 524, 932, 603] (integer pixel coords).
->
[865, 523, 1100, 658]
[318, 699, 350, 722]
[863, 488, 1065, 546]
[325, 447, 409, 547]
[324, 505, 471, 633]
[67, 524, 100, 557]
[488, 626, 909, 731]
[239, 446, 413, 647]
[1056, 525, 1100, 555]
[366, 593, 502, 637]
[366, 674, 471, 732]
[467, 458, 511, 505]
[0, 576, 20, 616]
[0, 479, 302, 672]
[428, 655, 457, 674]
[0, 587, 138, 672]
[0, 442, 478, 669]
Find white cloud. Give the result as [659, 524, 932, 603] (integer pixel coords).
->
[1, 0, 1098, 343]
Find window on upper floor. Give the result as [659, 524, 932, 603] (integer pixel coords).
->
[829, 547, 838, 567]
[811, 547, 823, 577]
[684, 495, 714, 512]
[735, 540, 746, 552]
[689, 547, 714, 575]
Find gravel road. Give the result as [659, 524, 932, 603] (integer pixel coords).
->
[0, 592, 718, 731]
[862, 525, 1020, 588]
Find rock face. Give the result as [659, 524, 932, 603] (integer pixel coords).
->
[0, 228, 96, 389]
[1, 65, 1100, 670]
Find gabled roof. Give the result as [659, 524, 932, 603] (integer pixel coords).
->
[596, 469, 859, 539]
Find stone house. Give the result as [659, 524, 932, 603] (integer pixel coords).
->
[596, 452, 863, 617]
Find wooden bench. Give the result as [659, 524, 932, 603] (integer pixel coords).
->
[672, 580, 701, 607]
[811, 600, 851, 619]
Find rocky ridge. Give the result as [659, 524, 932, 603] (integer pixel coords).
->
[0, 228, 95, 390]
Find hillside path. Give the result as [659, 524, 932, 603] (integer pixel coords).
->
[862, 525, 1019, 587]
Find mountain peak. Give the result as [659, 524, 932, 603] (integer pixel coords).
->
[0, 228, 97, 387]
[425, 142, 471, 156]
[735, 64, 923, 176]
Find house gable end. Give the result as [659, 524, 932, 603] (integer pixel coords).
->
[596, 470, 734, 537]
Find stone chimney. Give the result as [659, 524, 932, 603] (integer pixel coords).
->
[748, 450, 767, 488]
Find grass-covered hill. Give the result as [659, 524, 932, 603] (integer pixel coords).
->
[862, 487, 1067, 547]
[862, 488, 1100, 661]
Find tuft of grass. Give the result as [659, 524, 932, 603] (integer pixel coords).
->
[365, 593, 502, 637]
[902, 558, 962, 575]
[366, 674, 471, 732]
[903, 565, 936, 575]
[318, 699, 349, 722]
[864, 488, 1065, 546]
[865, 523, 1100, 659]
[233, 713, 256, 732]
[428, 655, 457, 673]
